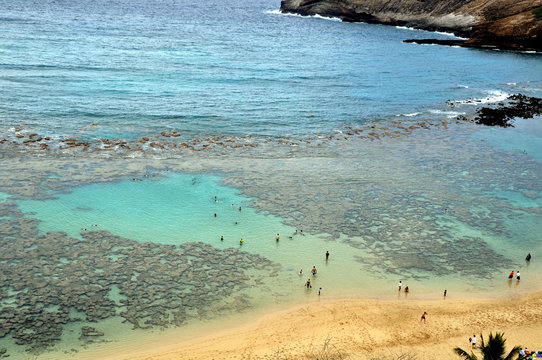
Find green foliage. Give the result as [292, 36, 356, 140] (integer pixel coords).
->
[454, 332, 526, 360]
[533, 6, 542, 20]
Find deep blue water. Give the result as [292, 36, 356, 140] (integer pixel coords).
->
[1, 0, 542, 140]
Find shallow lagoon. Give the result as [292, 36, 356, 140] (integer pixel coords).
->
[1, 117, 542, 358]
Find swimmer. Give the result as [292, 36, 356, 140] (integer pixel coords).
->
[240, 238, 244, 245]
[214, 213, 217, 217]
[238, 206, 241, 211]
[220, 235, 224, 241]
[276, 234, 280, 241]
[299, 269, 303, 275]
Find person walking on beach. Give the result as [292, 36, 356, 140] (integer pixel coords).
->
[318, 287, 322, 296]
[420, 312, 427, 324]
[471, 334, 477, 349]
[398, 280, 402, 291]
[516, 271, 520, 281]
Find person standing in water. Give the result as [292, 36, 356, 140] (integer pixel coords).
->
[516, 271, 520, 281]
[398, 280, 402, 291]
[276, 234, 280, 241]
[325, 251, 329, 260]
[526, 253, 532, 261]
[508, 271, 514, 279]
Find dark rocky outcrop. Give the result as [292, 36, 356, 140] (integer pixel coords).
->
[280, 0, 542, 51]
[472, 94, 542, 127]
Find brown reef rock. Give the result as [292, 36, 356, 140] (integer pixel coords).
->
[280, 0, 542, 51]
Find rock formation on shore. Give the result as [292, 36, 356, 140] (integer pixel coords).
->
[280, 0, 542, 51]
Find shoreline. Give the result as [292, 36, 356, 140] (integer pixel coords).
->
[89, 288, 542, 360]
[278, 1, 542, 53]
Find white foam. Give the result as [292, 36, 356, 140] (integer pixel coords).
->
[396, 112, 420, 117]
[265, 9, 342, 22]
[396, 26, 417, 31]
[429, 110, 466, 119]
[453, 90, 510, 106]
[395, 26, 467, 39]
[435, 31, 468, 40]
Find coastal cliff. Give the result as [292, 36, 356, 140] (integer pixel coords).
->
[280, 0, 542, 51]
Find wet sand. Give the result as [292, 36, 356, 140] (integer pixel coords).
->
[103, 289, 542, 360]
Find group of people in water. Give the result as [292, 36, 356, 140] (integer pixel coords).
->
[507, 253, 533, 282]
[300, 251, 331, 297]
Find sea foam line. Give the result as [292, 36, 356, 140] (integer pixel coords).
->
[395, 25, 468, 40]
[429, 110, 466, 118]
[453, 90, 510, 106]
[395, 112, 420, 117]
[265, 9, 342, 22]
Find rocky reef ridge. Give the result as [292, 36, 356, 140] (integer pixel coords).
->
[280, 0, 542, 51]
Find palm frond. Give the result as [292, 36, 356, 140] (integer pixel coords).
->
[453, 347, 478, 360]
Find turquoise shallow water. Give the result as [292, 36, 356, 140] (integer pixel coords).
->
[3, 127, 542, 358]
[1, 0, 542, 357]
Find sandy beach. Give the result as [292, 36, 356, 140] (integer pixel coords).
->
[101, 289, 542, 360]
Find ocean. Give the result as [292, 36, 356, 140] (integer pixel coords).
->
[1, 0, 542, 357]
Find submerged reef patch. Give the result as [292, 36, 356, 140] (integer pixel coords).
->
[0, 201, 280, 354]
